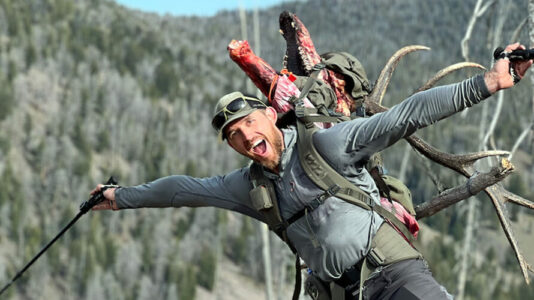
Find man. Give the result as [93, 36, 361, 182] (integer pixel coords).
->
[92, 43, 532, 299]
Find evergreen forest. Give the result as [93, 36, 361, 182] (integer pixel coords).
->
[0, 0, 534, 299]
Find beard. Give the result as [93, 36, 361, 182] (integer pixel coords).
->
[258, 130, 284, 172]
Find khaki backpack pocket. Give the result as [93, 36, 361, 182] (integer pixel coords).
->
[250, 186, 273, 211]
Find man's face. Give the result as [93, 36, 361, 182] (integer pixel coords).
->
[225, 108, 284, 172]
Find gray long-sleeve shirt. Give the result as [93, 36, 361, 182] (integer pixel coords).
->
[116, 74, 491, 281]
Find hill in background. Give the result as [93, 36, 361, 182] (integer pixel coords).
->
[0, 0, 533, 299]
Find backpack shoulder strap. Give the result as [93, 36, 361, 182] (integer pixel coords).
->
[295, 120, 374, 209]
[295, 121, 417, 245]
[249, 163, 293, 244]
[249, 163, 303, 300]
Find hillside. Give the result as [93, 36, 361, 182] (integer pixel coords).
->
[0, 0, 533, 299]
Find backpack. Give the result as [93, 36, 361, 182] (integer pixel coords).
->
[289, 51, 372, 117]
[269, 51, 417, 225]
[321, 52, 372, 102]
[249, 52, 421, 300]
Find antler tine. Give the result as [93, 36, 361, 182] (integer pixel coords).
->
[417, 62, 486, 92]
[368, 45, 430, 105]
[364, 100, 388, 115]
[409, 130, 534, 284]
[484, 184, 532, 284]
[364, 44, 534, 283]
[415, 158, 515, 219]
[415, 157, 533, 283]
[407, 134, 509, 177]
[364, 102, 510, 177]
[502, 189, 534, 209]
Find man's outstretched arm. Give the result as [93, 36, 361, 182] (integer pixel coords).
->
[314, 42, 532, 167]
[90, 168, 265, 222]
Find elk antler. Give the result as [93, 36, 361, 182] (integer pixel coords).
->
[368, 45, 430, 105]
[230, 9, 534, 283]
[417, 62, 486, 92]
[365, 48, 534, 283]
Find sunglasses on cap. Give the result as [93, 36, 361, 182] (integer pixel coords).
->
[211, 96, 267, 132]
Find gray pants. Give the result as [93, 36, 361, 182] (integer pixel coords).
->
[348, 259, 453, 300]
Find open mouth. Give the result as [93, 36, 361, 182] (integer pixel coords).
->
[251, 139, 267, 156]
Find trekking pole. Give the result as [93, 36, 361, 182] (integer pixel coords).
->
[0, 177, 118, 296]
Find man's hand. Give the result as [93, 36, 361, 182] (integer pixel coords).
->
[485, 42, 533, 94]
[90, 184, 118, 210]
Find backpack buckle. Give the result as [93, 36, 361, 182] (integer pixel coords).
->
[312, 62, 326, 71]
[288, 96, 299, 104]
[307, 185, 341, 211]
[355, 105, 366, 117]
[295, 105, 306, 118]
[367, 247, 386, 267]
[365, 196, 375, 207]
[326, 109, 343, 117]
[325, 184, 341, 197]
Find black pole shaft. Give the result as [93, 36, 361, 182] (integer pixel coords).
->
[0, 177, 116, 296]
[0, 211, 85, 296]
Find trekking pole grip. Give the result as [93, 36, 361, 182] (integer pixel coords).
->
[493, 47, 534, 61]
[79, 176, 119, 214]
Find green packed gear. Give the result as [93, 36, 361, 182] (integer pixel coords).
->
[321, 51, 372, 103]
[288, 51, 372, 116]
[380, 174, 416, 216]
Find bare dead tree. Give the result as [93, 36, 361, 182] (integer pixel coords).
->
[506, 16, 530, 162]
[482, 0, 511, 151]
[260, 224, 274, 300]
[457, 1, 512, 295]
[238, 6, 248, 42]
[252, 7, 275, 300]
[477, 0, 511, 148]
[456, 199, 477, 300]
[511, 18, 528, 43]
[236, 10, 277, 298]
[508, 121, 534, 161]
[238, 6, 252, 94]
[461, 0, 496, 62]
[253, 8, 262, 101]
[460, 0, 495, 119]
[456, 2, 508, 294]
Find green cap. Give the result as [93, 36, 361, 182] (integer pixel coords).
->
[211, 92, 267, 141]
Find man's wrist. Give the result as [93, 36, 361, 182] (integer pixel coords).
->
[483, 70, 501, 94]
[475, 73, 492, 98]
[105, 187, 119, 210]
